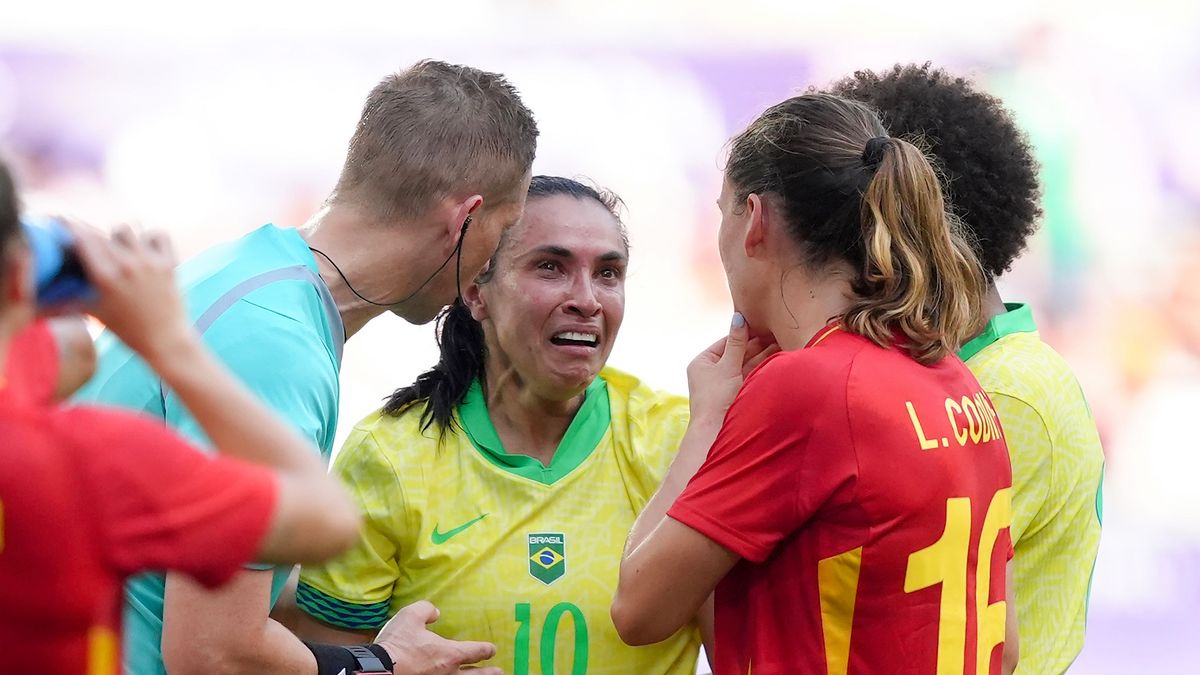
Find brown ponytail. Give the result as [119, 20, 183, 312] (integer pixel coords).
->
[845, 138, 985, 363]
[725, 93, 986, 364]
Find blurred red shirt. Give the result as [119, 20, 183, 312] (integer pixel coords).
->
[0, 322, 278, 673]
[3, 320, 59, 407]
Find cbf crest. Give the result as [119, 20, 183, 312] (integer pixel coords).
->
[527, 532, 565, 585]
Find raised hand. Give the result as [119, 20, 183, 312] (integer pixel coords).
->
[66, 221, 190, 365]
[686, 312, 779, 424]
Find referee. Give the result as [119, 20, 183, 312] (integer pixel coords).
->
[78, 60, 536, 675]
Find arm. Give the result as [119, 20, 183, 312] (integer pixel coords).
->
[614, 315, 776, 644]
[625, 315, 775, 555]
[163, 574, 501, 675]
[637, 390, 719, 663]
[163, 571, 320, 675]
[268, 567, 305, 631]
[4, 317, 95, 404]
[613, 516, 739, 646]
[612, 411, 736, 645]
[46, 316, 96, 399]
[154, 331, 353, 674]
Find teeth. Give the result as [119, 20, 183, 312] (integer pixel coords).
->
[554, 331, 598, 344]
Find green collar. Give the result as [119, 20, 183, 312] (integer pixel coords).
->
[958, 302, 1038, 362]
[457, 376, 610, 485]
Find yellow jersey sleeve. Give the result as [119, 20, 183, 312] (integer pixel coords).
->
[297, 420, 413, 629]
[989, 393, 1053, 545]
[962, 304, 1104, 673]
[602, 367, 690, 510]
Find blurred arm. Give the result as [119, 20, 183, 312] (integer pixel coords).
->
[162, 571, 318, 675]
[46, 316, 96, 399]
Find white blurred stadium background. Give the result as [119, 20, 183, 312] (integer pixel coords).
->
[3, 1, 1198, 671]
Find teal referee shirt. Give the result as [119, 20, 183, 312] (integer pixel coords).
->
[76, 224, 344, 675]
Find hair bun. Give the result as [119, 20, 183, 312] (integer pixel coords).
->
[862, 136, 891, 169]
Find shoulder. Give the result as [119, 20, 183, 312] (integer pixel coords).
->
[743, 334, 861, 400]
[202, 304, 337, 387]
[603, 367, 690, 463]
[967, 332, 1092, 426]
[602, 366, 688, 423]
[334, 404, 442, 477]
[180, 228, 331, 341]
[204, 293, 326, 346]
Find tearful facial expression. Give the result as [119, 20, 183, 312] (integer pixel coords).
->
[468, 194, 627, 399]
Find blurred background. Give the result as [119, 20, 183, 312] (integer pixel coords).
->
[3, 1, 1197, 671]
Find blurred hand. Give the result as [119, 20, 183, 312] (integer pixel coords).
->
[66, 221, 191, 364]
[46, 316, 97, 399]
[687, 313, 779, 424]
[376, 601, 502, 675]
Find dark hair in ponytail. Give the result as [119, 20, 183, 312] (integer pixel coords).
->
[382, 300, 487, 428]
[382, 175, 626, 431]
[725, 93, 985, 364]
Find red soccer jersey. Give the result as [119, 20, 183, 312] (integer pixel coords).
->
[4, 320, 58, 408]
[670, 324, 1013, 675]
[0, 328, 279, 673]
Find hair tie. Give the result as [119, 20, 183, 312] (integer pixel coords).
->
[862, 136, 891, 169]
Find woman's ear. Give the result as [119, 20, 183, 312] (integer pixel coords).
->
[462, 282, 487, 322]
[743, 192, 769, 259]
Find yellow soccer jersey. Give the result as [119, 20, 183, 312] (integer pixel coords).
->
[960, 304, 1104, 674]
[298, 367, 701, 675]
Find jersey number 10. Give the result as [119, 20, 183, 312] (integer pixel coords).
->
[514, 602, 589, 675]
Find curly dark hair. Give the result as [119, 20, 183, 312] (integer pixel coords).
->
[827, 63, 1042, 279]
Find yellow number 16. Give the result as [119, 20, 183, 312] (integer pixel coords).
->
[904, 489, 1012, 675]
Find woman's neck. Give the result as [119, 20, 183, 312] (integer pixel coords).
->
[764, 264, 857, 351]
[482, 362, 587, 466]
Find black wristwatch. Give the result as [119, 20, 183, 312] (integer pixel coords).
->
[348, 645, 391, 674]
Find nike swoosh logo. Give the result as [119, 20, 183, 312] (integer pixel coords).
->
[431, 513, 488, 545]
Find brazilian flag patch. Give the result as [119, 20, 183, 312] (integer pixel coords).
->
[528, 532, 566, 585]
